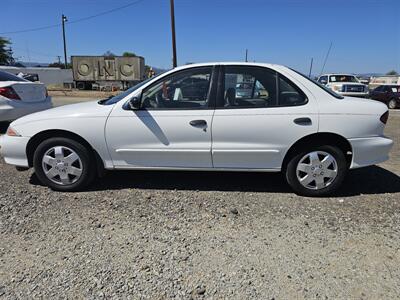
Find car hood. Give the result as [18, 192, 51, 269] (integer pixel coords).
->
[12, 100, 114, 126]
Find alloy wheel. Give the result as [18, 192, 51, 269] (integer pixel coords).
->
[388, 99, 396, 109]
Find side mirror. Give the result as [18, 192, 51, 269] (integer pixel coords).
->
[320, 80, 327, 85]
[127, 96, 141, 110]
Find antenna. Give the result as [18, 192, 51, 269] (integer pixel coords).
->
[308, 57, 314, 78]
[320, 41, 333, 75]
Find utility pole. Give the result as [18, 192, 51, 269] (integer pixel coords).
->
[308, 57, 313, 78]
[245, 49, 248, 62]
[169, 0, 177, 68]
[62, 14, 68, 69]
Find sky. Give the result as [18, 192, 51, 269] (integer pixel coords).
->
[1, 0, 399, 74]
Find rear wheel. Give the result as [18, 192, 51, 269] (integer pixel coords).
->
[33, 138, 95, 191]
[388, 99, 397, 109]
[285, 145, 347, 197]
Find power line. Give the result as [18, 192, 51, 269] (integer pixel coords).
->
[11, 47, 58, 58]
[0, 0, 146, 35]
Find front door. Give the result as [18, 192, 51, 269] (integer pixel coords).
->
[106, 66, 217, 168]
[211, 65, 318, 170]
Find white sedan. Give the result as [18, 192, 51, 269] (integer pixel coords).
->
[0, 63, 393, 196]
[0, 70, 52, 122]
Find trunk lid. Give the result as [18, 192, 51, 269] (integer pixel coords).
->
[9, 82, 47, 102]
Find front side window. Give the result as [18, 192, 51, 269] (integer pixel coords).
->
[373, 86, 384, 92]
[141, 67, 212, 109]
[223, 66, 278, 108]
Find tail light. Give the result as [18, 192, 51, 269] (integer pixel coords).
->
[0, 87, 21, 100]
[380, 111, 389, 124]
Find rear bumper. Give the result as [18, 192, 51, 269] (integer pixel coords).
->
[0, 134, 30, 167]
[0, 96, 52, 122]
[349, 136, 394, 169]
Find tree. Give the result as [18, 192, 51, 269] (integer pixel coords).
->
[386, 70, 398, 76]
[0, 37, 14, 65]
[103, 51, 116, 57]
[122, 51, 136, 57]
[48, 62, 71, 69]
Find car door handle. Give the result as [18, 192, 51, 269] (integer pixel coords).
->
[189, 119, 207, 127]
[294, 117, 312, 126]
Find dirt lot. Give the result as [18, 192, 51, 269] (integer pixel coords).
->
[0, 109, 399, 299]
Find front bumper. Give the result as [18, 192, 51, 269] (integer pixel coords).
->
[349, 136, 394, 169]
[0, 134, 30, 167]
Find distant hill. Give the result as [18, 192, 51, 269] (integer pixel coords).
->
[14, 61, 50, 67]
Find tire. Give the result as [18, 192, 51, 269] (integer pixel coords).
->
[33, 137, 96, 191]
[388, 99, 397, 109]
[285, 145, 347, 197]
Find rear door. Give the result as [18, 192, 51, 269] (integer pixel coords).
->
[211, 65, 318, 170]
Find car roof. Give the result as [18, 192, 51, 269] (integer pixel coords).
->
[171, 62, 282, 71]
[319, 73, 357, 77]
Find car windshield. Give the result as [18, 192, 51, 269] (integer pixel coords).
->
[0, 70, 28, 82]
[290, 69, 344, 99]
[329, 75, 358, 83]
[99, 73, 165, 105]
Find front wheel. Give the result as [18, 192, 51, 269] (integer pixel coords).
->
[285, 145, 347, 197]
[388, 99, 397, 109]
[33, 138, 96, 191]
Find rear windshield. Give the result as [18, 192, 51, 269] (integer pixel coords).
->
[0, 71, 28, 82]
[329, 75, 358, 83]
[290, 69, 344, 99]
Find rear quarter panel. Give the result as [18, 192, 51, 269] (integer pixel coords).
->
[318, 97, 388, 138]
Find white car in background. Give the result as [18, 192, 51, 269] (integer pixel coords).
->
[0, 70, 52, 122]
[0, 63, 393, 196]
[317, 74, 369, 98]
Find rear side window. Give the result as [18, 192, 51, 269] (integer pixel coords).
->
[219, 66, 307, 108]
[278, 75, 307, 106]
[0, 71, 28, 82]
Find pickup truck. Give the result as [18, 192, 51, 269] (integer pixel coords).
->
[317, 74, 369, 98]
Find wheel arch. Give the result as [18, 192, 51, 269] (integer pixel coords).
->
[26, 129, 105, 176]
[282, 132, 353, 171]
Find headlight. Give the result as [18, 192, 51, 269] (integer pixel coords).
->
[6, 126, 21, 137]
[332, 85, 341, 91]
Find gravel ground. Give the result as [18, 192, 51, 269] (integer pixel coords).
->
[0, 111, 399, 299]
